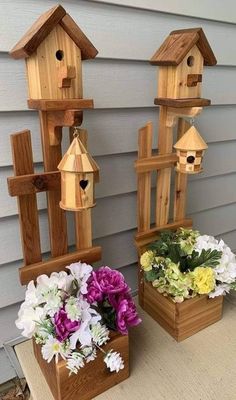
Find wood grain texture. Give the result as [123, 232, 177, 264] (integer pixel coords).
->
[10, 130, 42, 266]
[173, 119, 190, 221]
[135, 153, 178, 173]
[60, 13, 98, 60]
[154, 98, 211, 107]
[39, 111, 68, 257]
[28, 99, 94, 110]
[15, 300, 236, 400]
[143, 281, 223, 341]
[33, 331, 129, 400]
[8, 171, 60, 196]
[19, 246, 102, 285]
[155, 106, 173, 226]
[10, 5, 66, 59]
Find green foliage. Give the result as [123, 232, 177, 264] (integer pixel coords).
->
[145, 268, 164, 282]
[187, 249, 222, 271]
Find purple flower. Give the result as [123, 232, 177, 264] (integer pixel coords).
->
[87, 267, 129, 304]
[110, 293, 141, 335]
[54, 308, 80, 342]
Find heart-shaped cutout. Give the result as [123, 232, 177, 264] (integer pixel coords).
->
[80, 179, 89, 190]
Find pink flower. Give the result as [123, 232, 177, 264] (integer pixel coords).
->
[87, 267, 129, 304]
[54, 309, 80, 342]
[110, 293, 141, 335]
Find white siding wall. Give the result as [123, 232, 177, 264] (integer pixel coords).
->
[0, 0, 236, 383]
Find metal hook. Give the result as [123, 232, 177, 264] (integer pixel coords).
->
[190, 117, 195, 126]
[73, 126, 80, 138]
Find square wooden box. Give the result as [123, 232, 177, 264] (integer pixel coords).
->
[141, 280, 223, 341]
[33, 332, 129, 400]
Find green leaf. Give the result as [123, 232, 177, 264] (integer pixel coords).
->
[145, 269, 163, 282]
[188, 249, 222, 271]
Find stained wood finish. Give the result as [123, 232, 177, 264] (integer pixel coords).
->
[33, 331, 129, 400]
[60, 14, 98, 60]
[39, 111, 68, 258]
[155, 106, 173, 226]
[10, 130, 42, 266]
[10, 5, 66, 59]
[154, 98, 211, 107]
[150, 28, 217, 66]
[143, 281, 223, 341]
[8, 171, 60, 196]
[28, 99, 94, 111]
[135, 153, 178, 173]
[47, 110, 83, 146]
[19, 246, 102, 285]
[173, 119, 190, 221]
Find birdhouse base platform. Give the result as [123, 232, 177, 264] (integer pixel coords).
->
[27, 98, 94, 111]
[32, 332, 129, 400]
[141, 281, 223, 341]
[154, 97, 211, 108]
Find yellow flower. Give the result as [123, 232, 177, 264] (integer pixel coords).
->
[192, 267, 215, 295]
[140, 251, 154, 271]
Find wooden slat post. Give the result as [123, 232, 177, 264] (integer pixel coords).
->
[39, 111, 68, 257]
[10, 130, 42, 266]
[137, 122, 153, 232]
[173, 118, 191, 221]
[70, 127, 93, 249]
[155, 106, 174, 226]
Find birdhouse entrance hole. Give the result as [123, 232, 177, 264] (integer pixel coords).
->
[55, 50, 64, 61]
[187, 56, 194, 66]
[186, 155, 195, 164]
[80, 179, 89, 190]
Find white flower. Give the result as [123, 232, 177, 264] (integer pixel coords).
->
[16, 304, 45, 338]
[66, 262, 93, 294]
[82, 346, 97, 363]
[42, 288, 63, 317]
[104, 350, 124, 373]
[65, 297, 82, 321]
[66, 352, 85, 375]
[42, 336, 70, 363]
[209, 284, 231, 298]
[69, 298, 101, 349]
[91, 323, 110, 346]
[25, 281, 39, 307]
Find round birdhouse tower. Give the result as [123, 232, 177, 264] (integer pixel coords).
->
[174, 125, 208, 174]
[58, 136, 99, 211]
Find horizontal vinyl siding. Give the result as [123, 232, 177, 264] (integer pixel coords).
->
[0, 0, 236, 383]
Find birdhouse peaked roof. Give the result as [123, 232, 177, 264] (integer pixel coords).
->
[10, 4, 98, 60]
[174, 126, 208, 151]
[150, 28, 216, 66]
[58, 137, 99, 174]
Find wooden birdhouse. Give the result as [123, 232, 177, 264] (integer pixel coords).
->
[150, 28, 216, 104]
[9, 4, 98, 102]
[174, 125, 208, 174]
[58, 135, 99, 211]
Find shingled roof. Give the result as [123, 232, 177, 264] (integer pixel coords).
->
[10, 4, 98, 60]
[150, 28, 216, 66]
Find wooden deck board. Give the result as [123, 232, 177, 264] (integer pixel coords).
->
[15, 299, 236, 400]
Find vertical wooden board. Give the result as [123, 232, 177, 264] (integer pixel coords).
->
[70, 127, 93, 249]
[155, 106, 173, 226]
[40, 112, 68, 257]
[10, 130, 42, 266]
[173, 119, 191, 221]
[137, 122, 153, 232]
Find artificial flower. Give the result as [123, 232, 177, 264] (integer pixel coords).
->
[104, 350, 124, 373]
[67, 262, 93, 294]
[81, 346, 97, 363]
[91, 322, 110, 346]
[65, 297, 82, 321]
[209, 283, 231, 298]
[16, 304, 45, 338]
[54, 308, 81, 342]
[66, 352, 85, 375]
[192, 267, 216, 294]
[109, 293, 141, 335]
[140, 250, 155, 271]
[42, 336, 70, 363]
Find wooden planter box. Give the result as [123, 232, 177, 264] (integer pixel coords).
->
[33, 332, 129, 400]
[142, 280, 223, 341]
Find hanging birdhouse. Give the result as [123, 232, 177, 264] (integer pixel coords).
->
[174, 125, 208, 174]
[58, 135, 99, 211]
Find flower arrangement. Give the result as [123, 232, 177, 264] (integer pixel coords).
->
[16, 263, 141, 375]
[140, 228, 236, 303]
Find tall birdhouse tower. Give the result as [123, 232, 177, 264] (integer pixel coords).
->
[135, 28, 216, 314]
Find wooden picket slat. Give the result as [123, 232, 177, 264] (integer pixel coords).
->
[173, 119, 191, 221]
[39, 111, 68, 257]
[137, 122, 153, 233]
[155, 106, 174, 226]
[10, 130, 42, 266]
